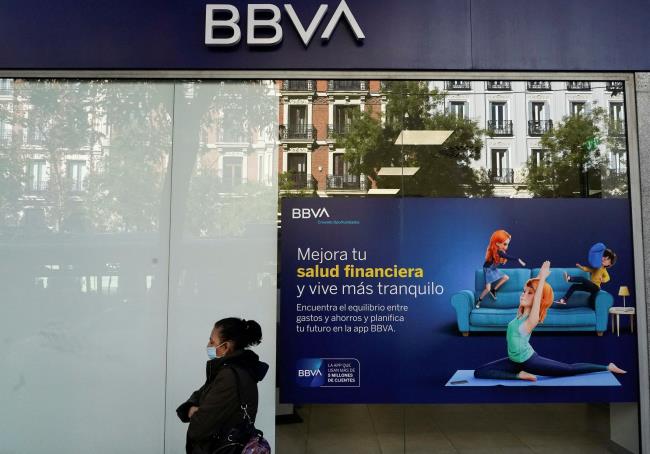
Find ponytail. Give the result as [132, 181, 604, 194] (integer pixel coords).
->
[243, 319, 263, 346]
[215, 317, 262, 350]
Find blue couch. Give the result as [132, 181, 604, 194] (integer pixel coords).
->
[450, 267, 613, 336]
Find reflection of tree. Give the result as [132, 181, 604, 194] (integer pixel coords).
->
[1, 80, 104, 232]
[186, 174, 277, 237]
[525, 108, 627, 198]
[84, 82, 173, 232]
[179, 81, 277, 238]
[601, 132, 628, 198]
[0, 131, 24, 233]
[278, 171, 316, 196]
[338, 81, 492, 197]
[1, 80, 277, 237]
[0, 79, 278, 343]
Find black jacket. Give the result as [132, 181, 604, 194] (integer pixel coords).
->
[177, 350, 269, 454]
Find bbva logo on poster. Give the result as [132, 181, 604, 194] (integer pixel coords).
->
[205, 0, 365, 47]
[292, 208, 331, 219]
[297, 368, 323, 377]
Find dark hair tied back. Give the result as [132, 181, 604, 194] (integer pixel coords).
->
[215, 317, 262, 350]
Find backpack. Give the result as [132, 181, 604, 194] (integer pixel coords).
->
[242, 429, 271, 454]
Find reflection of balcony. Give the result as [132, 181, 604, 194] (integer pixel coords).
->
[328, 124, 352, 138]
[219, 176, 248, 189]
[328, 80, 368, 91]
[527, 81, 551, 91]
[567, 81, 591, 91]
[445, 80, 472, 90]
[0, 132, 11, 147]
[217, 133, 249, 143]
[28, 181, 48, 192]
[603, 167, 628, 192]
[326, 174, 366, 190]
[606, 81, 624, 92]
[528, 120, 553, 136]
[24, 135, 48, 147]
[280, 124, 315, 141]
[282, 172, 315, 190]
[487, 120, 513, 136]
[282, 80, 314, 91]
[487, 81, 511, 91]
[488, 168, 515, 184]
[68, 179, 86, 193]
[609, 119, 626, 136]
[606, 167, 627, 177]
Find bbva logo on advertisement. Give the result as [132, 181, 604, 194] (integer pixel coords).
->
[297, 369, 323, 377]
[292, 208, 330, 219]
[205, 0, 365, 47]
[296, 358, 325, 387]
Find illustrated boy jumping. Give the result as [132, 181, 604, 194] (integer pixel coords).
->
[555, 243, 617, 307]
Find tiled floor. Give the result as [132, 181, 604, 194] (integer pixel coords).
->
[277, 403, 613, 453]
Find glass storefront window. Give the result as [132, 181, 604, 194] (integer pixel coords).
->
[0, 76, 642, 454]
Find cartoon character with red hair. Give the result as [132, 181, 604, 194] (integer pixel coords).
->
[476, 229, 526, 308]
[474, 261, 626, 381]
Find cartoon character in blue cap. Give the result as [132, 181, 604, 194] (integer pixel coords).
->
[555, 242, 617, 307]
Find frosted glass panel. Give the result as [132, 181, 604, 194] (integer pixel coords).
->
[165, 81, 278, 452]
[0, 80, 173, 453]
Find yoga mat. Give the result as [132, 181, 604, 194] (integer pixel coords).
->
[445, 370, 621, 387]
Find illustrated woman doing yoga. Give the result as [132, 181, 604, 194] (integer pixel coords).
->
[474, 261, 626, 381]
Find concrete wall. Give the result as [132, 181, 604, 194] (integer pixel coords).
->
[634, 72, 650, 453]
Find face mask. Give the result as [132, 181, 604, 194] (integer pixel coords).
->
[207, 342, 227, 360]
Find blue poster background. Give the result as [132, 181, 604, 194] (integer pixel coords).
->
[280, 198, 639, 403]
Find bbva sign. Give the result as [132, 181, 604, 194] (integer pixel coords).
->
[205, 0, 365, 47]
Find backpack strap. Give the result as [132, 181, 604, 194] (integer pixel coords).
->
[226, 366, 253, 426]
[224, 367, 267, 447]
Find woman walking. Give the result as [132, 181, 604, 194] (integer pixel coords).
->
[177, 317, 269, 453]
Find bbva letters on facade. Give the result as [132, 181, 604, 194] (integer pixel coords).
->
[292, 208, 331, 219]
[205, 0, 365, 47]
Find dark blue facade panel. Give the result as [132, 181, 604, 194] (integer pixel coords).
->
[0, 0, 472, 70]
[0, 0, 648, 70]
[470, 0, 650, 71]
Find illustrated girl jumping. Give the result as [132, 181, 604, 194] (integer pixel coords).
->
[476, 229, 526, 308]
[474, 261, 626, 381]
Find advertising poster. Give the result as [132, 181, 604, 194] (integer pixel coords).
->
[279, 198, 639, 403]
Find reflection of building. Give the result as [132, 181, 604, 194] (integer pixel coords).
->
[277, 80, 383, 195]
[275, 79, 627, 197]
[0, 78, 109, 232]
[198, 81, 276, 190]
[430, 80, 626, 197]
[1, 79, 279, 236]
[0, 80, 14, 150]
[199, 121, 275, 190]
